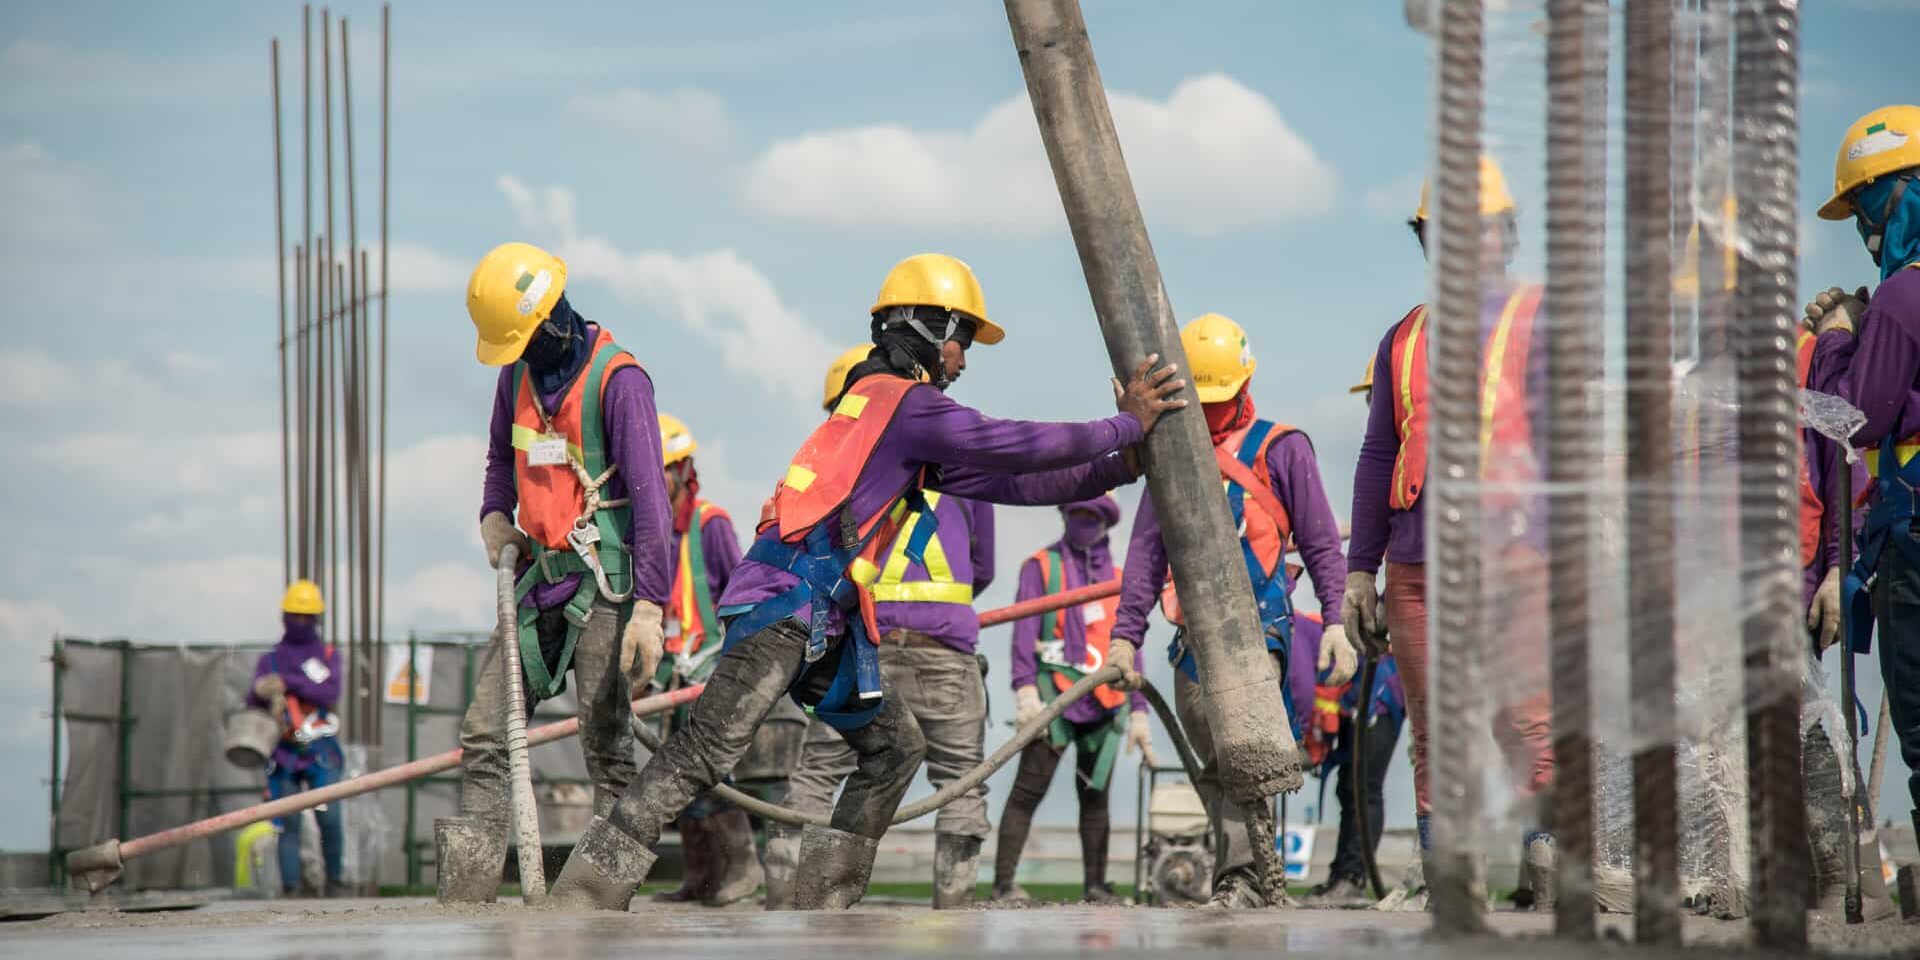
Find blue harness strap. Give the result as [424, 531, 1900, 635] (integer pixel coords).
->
[1846, 407, 1920, 656]
[1168, 420, 1296, 683]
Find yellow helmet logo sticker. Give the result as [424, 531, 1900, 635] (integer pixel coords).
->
[1849, 122, 1910, 162]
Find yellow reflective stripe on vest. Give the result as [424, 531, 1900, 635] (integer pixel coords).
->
[1867, 436, 1920, 478]
[1478, 288, 1528, 459]
[1391, 308, 1425, 503]
[510, 423, 584, 465]
[869, 492, 974, 605]
[836, 392, 871, 419]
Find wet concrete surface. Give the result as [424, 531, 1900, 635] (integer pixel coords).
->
[4, 897, 1917, 959]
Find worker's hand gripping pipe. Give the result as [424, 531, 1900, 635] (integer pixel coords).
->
[632, 665, 1209, 829]
[494, 543, 546, 902]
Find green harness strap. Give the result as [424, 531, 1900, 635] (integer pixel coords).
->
[1035, 548, 1125, 792]
[511, 342, 638, 700]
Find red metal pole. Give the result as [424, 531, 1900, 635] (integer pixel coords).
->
[978, 581, 1119, 627]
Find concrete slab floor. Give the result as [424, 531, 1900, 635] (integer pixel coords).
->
[3, 897, 1916, 959]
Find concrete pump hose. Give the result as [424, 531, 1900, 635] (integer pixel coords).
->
[629, 666, 1209, 828]
[494, 542, 547, 901]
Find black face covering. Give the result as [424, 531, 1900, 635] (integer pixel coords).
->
[523, 295, 592, 397]
[867, 307, 975, 390]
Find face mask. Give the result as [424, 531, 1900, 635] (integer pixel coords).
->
[284, 613, 320, 646]
[1064, 511, 1107, 549]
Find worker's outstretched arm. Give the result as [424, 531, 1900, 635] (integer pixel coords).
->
[1109, 497, 1169, 648]
[1269, 432, 1348, 626]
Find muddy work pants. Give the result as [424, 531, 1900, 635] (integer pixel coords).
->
[602, 617, 926, 850]
[458, 597, 636, 833]
[993, 726, 1114, 891]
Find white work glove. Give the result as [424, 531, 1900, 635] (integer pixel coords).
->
[1804, 286, 1868, 336]
[1126, 710, 1159, 768]
[1107, 638, 1144, 691]
[1341, 571, 1387, 658]
[621, 600, 666, 690]
[1317, 623, 1359, 686]
[1808, 568, 1843, 652]
[252, 674, 286, 701]
[1014, 684, 1044, 727]
[480, 511, 530, 569]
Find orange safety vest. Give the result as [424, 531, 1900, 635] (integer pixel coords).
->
[1386, 285, 1543, 511]
[1796, 329, 1825, 570]
[1160, 421, 1298, 626]
[666, 500, 730, 656]
[1032, 547, 1128, 711]
[510, 328, 641, 549]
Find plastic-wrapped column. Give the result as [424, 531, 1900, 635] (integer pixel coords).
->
[1732, 0, 1810, 949]
[1426, 0, 1488, 935]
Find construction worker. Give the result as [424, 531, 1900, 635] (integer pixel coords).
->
[1343, 156, 1556, 909]
[993, 494, 1146, 905]
[1297, 362, 1407, 908]
[647, 413, 766, 908]
[438, 242, 673, 903]
[765, 347, 999, 911]
[249, 579, 344, 897]
[1110, 313, 1357, 909]
[549, 252, 1185, 911]
[1806, 104, 1920, 859]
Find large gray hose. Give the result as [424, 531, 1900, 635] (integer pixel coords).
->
[495, 542, 547, 901]
[629, 665, 1209, 828]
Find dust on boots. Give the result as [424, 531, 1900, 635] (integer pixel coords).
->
[762, 823, 802, 910]
[435, 816, 508, 904]
[549, 814, 659, 911]
[932, 833, 983, 910]
[790, 825, 880, 910]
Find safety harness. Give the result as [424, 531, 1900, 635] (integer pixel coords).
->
[1842, 262, 1920, 655]
[1033, 547, 1127, 792]
[869, 492, 973, 606]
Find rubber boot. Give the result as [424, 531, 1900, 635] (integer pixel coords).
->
[435, 816, 507, 904]
[1203, 867, 1269, 909]
[703, 808, 765, 907]
[549, 814, 658, 911]
[654, 815, 713, 903]
[762, 823, 802, 910]
[1523, 833, 1555, 911]
[790, 825, 879, 910]
[932, 833, 983, 910]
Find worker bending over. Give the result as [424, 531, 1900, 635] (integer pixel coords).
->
[548, 253, 1184, 910]
[1110, 313, 1356, 909]
[249, 580, 345, 897]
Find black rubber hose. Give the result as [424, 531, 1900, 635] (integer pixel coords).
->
[1352, 655, 1389, 900]
[629, 664, 1210, 827]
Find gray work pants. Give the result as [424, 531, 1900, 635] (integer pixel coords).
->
[1174, 650, 1289, 881]
[458, 596, 637, 831]
[784, 638, 991, 838]
[605, 617, 927, 846]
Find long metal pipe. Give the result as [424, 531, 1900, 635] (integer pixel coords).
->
[271, 38, 290, 586]
[1544, 0, 1605, 939]
[360, 249, 376, 746]
[377, 3, 390, 668]
[299, 6, 311, 578]
[1733, 0, 1810, 948]
[1625, 0, 1681, 944]
[1002, 0, 1296, 806]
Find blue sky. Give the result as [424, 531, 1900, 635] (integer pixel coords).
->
[1, 0, 1914, 853]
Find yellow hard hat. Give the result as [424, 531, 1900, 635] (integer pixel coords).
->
[1181, 313, 1256, 403]
[1350, 354, 1375, 395]
[1818, 105, 1920, 221]
[823, 345, 871, 412]
[468, 242, 568, 367]
[282, 579, 325, 616]
[1414, 155, 1517, 223]
[659, 413, 697, 466]
[870, 254, 1005, 346]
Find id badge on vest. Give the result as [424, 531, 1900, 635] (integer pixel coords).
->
[527, 432, 569, 467]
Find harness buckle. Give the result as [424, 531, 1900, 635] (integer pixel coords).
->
[569, 519, 633, 603]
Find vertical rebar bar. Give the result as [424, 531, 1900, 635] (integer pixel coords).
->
[1671, 0, 1700, 361]
[378, 3, 390, 667]
[322, 5, 336, 655]
[1734, 0, 1810, 948]
[361, 247, 376, 746]
[1625, 0, 1682, 944]
[48, 635, 64, 886]
[296, 240, 307, 578]
[1545, 0, 1604, 939]
[1427, 0, 1487, 935]
[299, 6, 312, 580]
[272, 38, 290, 587]
[339, 14, 365, 746]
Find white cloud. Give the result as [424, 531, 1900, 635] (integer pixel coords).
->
[741, 73, 1337, 235]
[496, 175, 836, 401]
[126, 554, 284, 642]
[565, 87, 737, 156]
[384, 241, 472, 295]
[385, 562, 497, 631]
[384, 434, 491, 535]
[0, 600, 62, 748]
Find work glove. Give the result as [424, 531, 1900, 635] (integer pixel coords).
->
[1804, 286, 1868, 336]
[1317, 623, 1359, 686]
[1107, 638, 1145, 691]
[1341, 571, 1388, 658]
[1014, 684, 1045, 727]
[252, 674, 286, 701]
[1808, 567, 1842, 652]
[1126, 710, 1159, 768]
[480, 511, 530, 569]
[621, 600, 667, 691]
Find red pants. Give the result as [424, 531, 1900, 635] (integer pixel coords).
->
[1387, 559, 1554, 815]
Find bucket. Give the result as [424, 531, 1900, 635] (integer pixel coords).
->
[224, 709, 284, 769]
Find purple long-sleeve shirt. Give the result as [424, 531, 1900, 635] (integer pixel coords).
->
[666, 502, 742, 617]
[718, 383, 1142, 627]
[1111, 427, 1349, 649]
[1009, 529, 1147, 722]
[873, 494, 996, 653]
[479, 325, 674, 610]
[247, 630, 341, 772]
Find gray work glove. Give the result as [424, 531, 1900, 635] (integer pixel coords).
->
[480, 511, 531, 569]
[1013, 684, 1044, 727]
[252, 674, 286, 701]
[1316, 623, 1359, 686]
[1804, 286, 1868, 336]
[1126, 710, 1159, 768]
[1808, 568, 1842, 652]
[1341, 571, 1388, 659]
[621, 600, 667, 690]
[1107, 638, 1144, 691]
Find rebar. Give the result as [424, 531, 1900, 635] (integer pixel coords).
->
[271, 39, 290, 586]
[377, 2, 390, 678]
